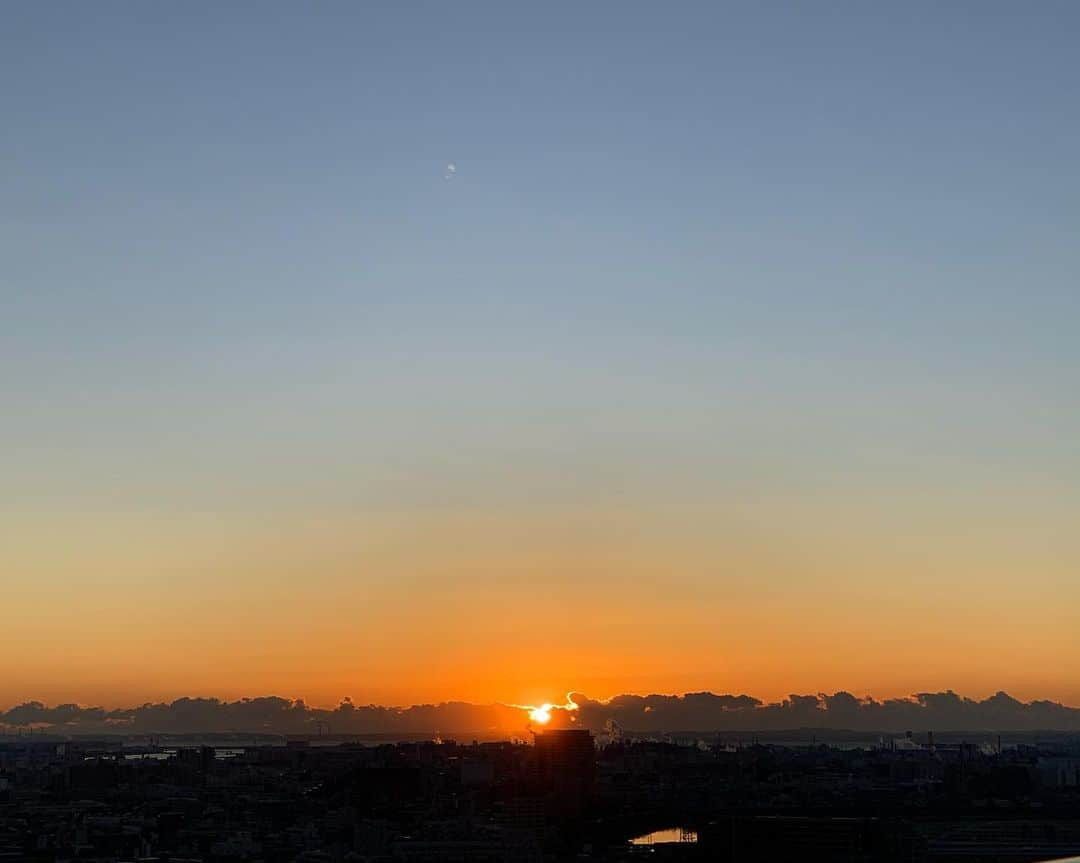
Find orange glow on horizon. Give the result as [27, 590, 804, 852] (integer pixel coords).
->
[4, 507, 1079, 711]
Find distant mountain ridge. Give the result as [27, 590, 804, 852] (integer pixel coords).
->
[3, 690, 1079, 736]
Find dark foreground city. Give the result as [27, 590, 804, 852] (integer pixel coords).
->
[3, 727, 1080, 862]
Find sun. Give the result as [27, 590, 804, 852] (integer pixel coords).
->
[516, 694, 579, 726]
[528, 704, 552, 724]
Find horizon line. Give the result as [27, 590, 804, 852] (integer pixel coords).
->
[4, 686, 1079, 715]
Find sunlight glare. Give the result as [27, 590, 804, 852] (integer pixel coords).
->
[529, 703, 552, 724]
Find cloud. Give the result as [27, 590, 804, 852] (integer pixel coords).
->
[3, 690, 1079, 735]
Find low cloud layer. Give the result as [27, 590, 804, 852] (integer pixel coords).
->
[3, 690, 1079, 736]
[561, 690, 1080, 734]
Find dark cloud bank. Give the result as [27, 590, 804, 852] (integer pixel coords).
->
[4, 691, 1080, 736]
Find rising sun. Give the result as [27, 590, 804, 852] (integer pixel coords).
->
[528, 704, 552, 724]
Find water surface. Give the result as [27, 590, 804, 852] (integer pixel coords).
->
[630, 827, 697, 845]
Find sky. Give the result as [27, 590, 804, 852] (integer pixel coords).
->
[2, 2, 1078, 711]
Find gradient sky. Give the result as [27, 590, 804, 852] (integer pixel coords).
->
[2, 2, 1078, 710]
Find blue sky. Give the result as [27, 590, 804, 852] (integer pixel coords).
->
[5, 2, 1078, 508]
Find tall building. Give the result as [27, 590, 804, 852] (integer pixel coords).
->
[533, 729, 595, 812]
